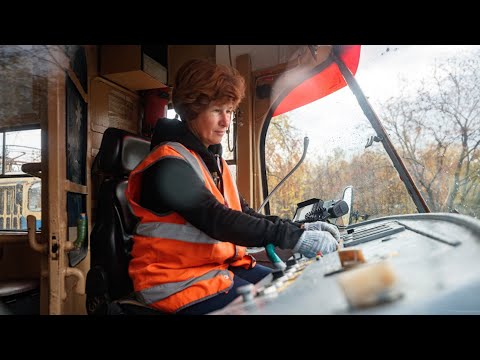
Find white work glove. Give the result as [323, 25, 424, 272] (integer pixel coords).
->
[304, 221, 341, 241]
[293, 230, 339, 258]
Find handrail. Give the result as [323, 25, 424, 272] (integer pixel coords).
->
[27, 215, 47, 253]
[62, 267, 86, 301]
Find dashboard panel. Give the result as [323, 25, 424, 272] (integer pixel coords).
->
[211, 213, 480, 315]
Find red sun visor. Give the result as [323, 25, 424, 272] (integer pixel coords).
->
[272, 45, 361, 117]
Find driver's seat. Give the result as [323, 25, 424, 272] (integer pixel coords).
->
[85, 127, 165, 315]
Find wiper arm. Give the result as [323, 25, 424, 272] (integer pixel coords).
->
[331, 47, 430, 213]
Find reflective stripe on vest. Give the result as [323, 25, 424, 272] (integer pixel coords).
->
[138, 268, 232, 304]
[136, 221, 219, 244]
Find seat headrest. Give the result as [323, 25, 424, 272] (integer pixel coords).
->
[151, 117, 186, 150]
[94, 128, 151, 176]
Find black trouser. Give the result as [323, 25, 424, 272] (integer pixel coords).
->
[176, 264, 272, 315]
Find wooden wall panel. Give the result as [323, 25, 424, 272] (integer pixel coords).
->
[89, 77, 141, 221]
[90, 77, 140, 155]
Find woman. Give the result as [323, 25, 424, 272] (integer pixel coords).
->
[126, 59, 340, 315]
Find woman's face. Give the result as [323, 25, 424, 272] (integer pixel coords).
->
[189, 100, 235, 148]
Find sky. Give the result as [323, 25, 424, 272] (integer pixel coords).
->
[7, 129, 41, 148]
[286, 45, 480, 160]
[355, 45, 480, 101]
[4, 129, 41, 169]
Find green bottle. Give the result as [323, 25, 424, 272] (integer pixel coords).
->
[74, 213, 87, 249]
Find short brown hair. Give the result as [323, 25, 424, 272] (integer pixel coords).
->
[172, 59, 245, 122]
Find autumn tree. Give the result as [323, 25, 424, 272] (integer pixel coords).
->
[265, 114, 311, 218]
[379, 49, 480, 217]
[265, 115, 418, 222]
[348, 149, 416, 218]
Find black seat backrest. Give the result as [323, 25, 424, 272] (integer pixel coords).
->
[86, 128, 150, 314]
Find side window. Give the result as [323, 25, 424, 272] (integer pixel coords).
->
[1, 45, 47, 231]
[0, 129, 41, 230]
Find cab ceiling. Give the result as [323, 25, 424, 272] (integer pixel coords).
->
[216, 45, 306, 72]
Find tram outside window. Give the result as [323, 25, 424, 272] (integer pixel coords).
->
[0, 129, 41, 230]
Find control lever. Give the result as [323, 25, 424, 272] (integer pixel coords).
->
[265, 243, 287, 271]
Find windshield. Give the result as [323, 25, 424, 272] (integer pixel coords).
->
[265, 45, 480, 223]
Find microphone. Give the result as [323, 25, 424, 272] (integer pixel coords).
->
[303, 199, 350, 223]
[328, 200, 349, 218]
[303, 136, 309, 150]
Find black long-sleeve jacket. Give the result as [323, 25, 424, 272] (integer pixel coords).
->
[139, 118, 304, 250]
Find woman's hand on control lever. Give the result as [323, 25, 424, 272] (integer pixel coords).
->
[303, 221, 341, 241]
[293, 230, 339, 258]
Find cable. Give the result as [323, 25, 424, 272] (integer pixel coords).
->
[257, 136, 309, 213]
[228, 45, 233, 67]
[226, 110, 236, 152]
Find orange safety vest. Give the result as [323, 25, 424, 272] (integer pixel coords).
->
[126, 141, 255, 313]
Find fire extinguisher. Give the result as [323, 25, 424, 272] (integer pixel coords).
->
[143, 87, 170, 138]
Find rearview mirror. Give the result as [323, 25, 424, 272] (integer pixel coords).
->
[341, 186, 354, 226]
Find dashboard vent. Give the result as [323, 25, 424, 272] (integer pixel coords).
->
[342, 222, 405, 247]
